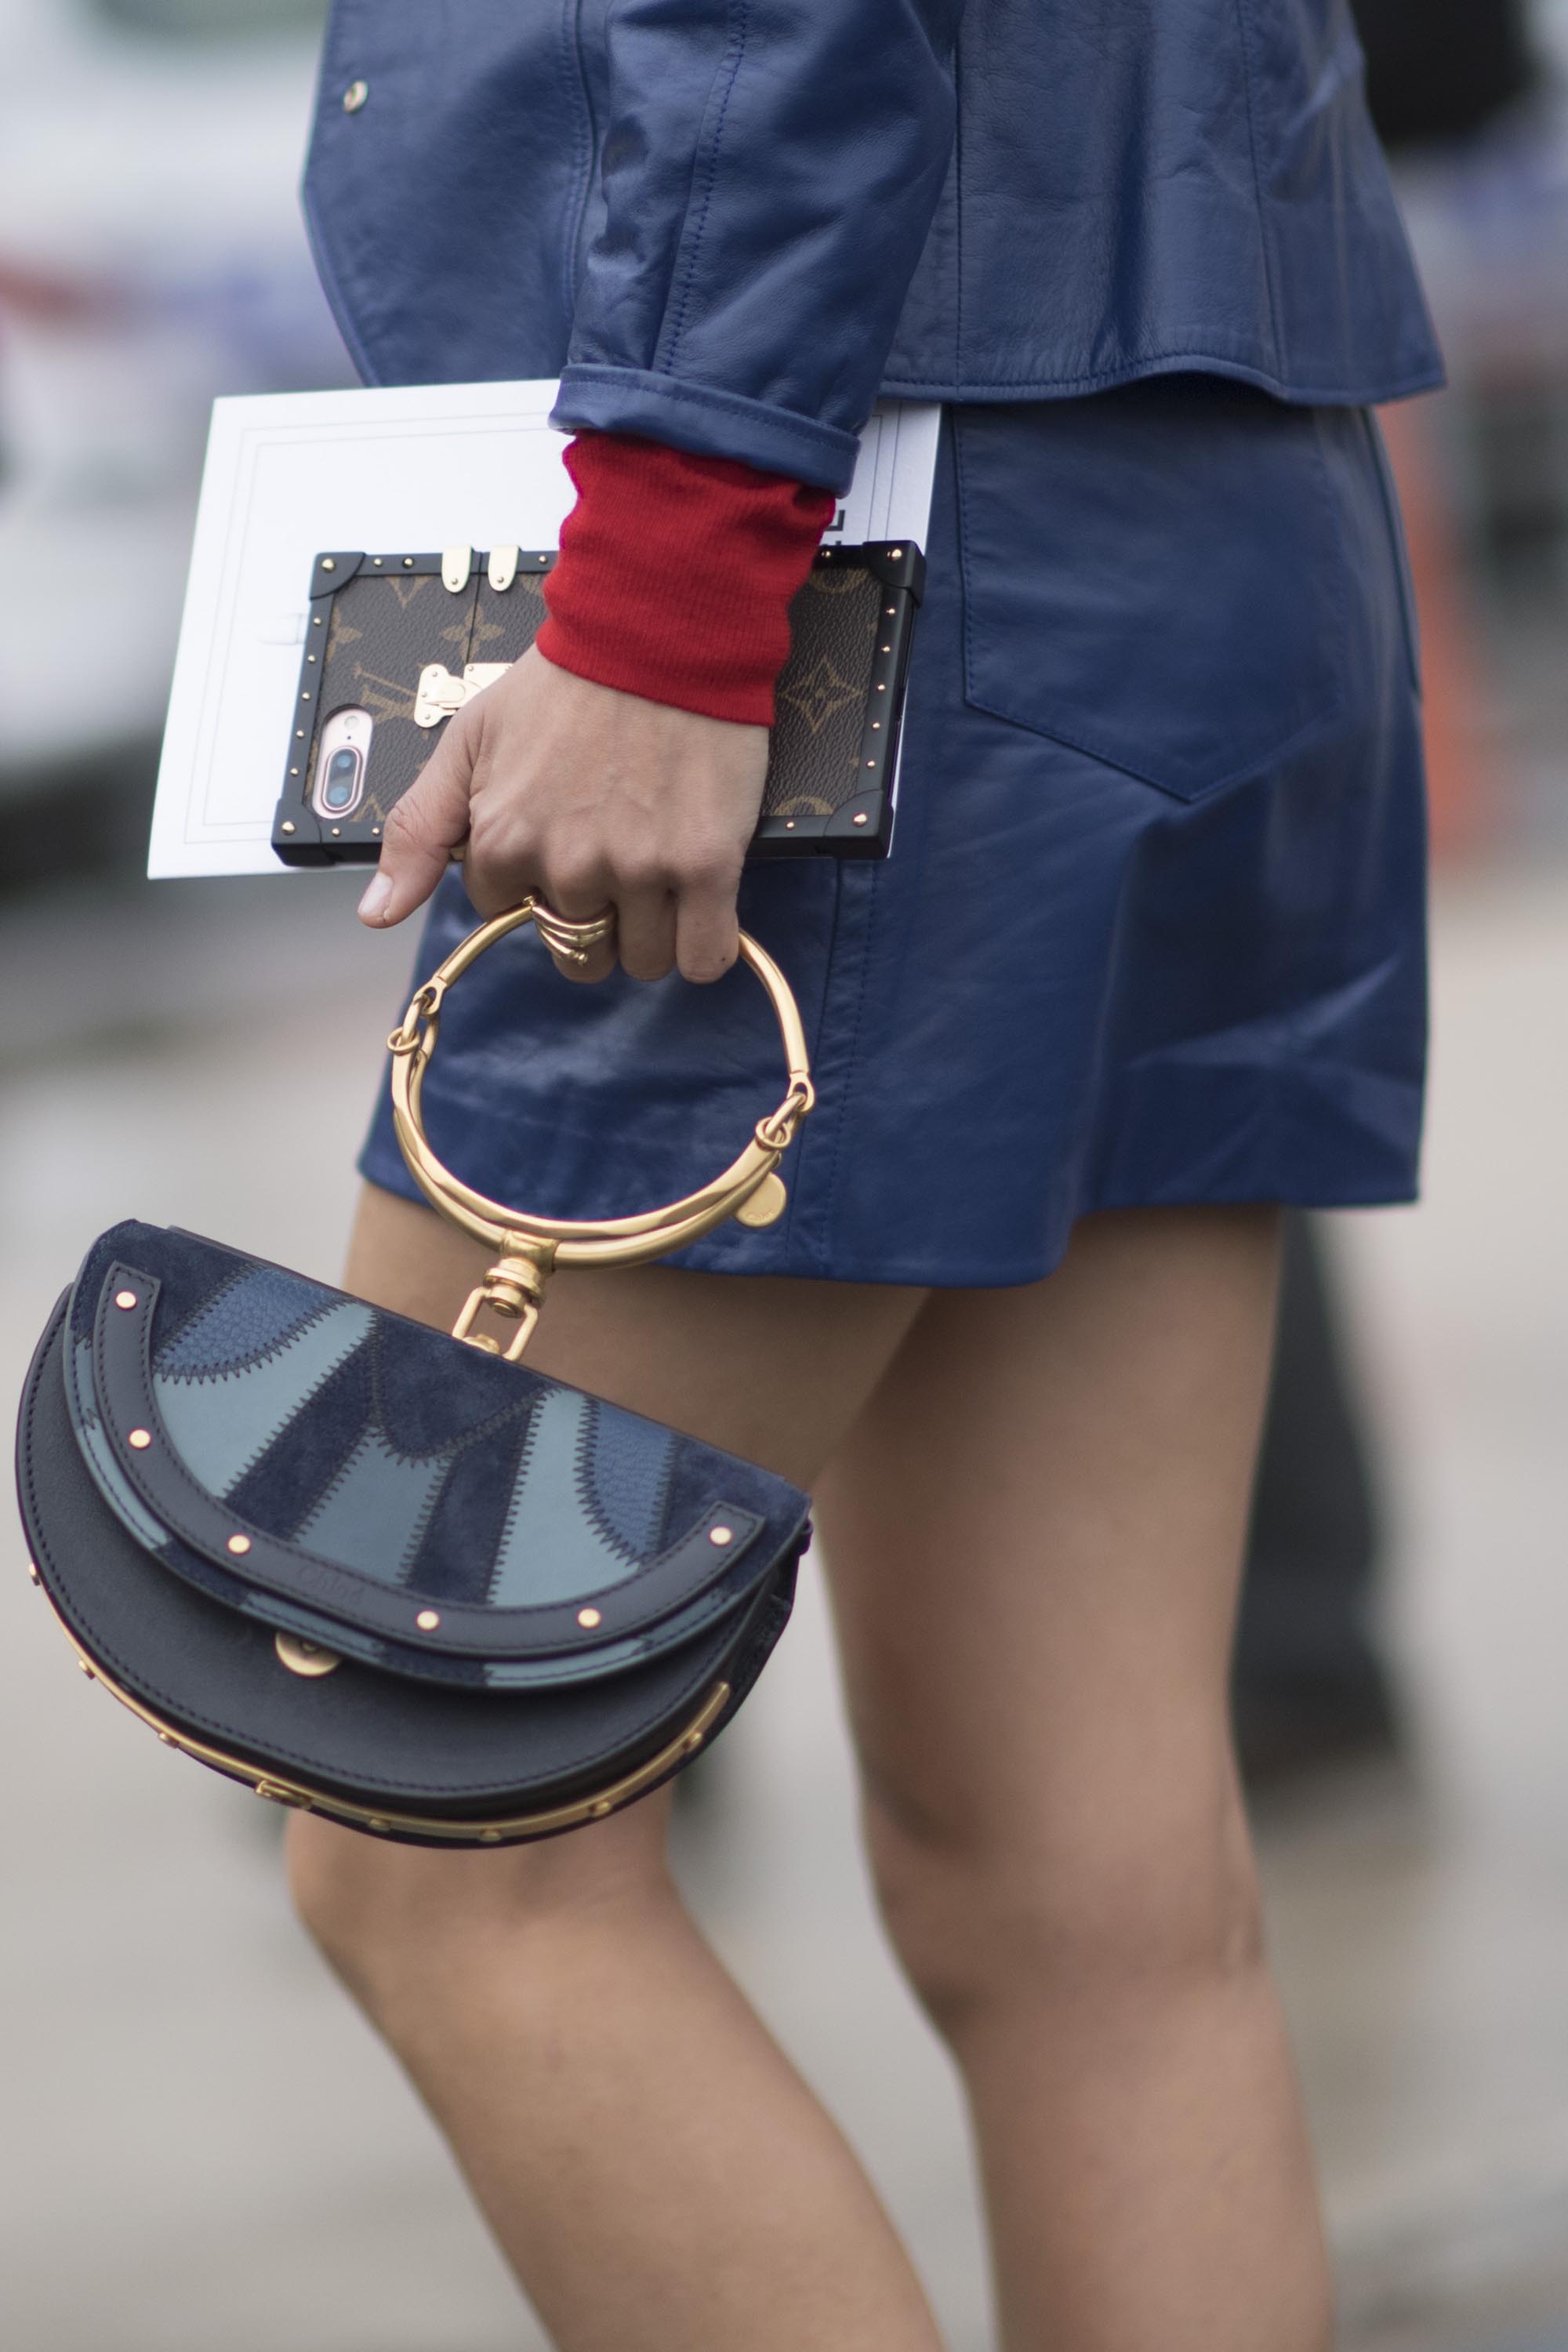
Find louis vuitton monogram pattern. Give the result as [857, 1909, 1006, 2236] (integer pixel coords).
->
[300, 562, 553, 833]
[770, 566, 886, 818]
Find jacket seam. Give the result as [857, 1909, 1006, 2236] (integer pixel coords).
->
[299, 181, 380, 387]
[660, 0, 752, 374]
[875, 349, 1444, 400]
[558, 365, 857, 452]
[559, 0, 597, 326]
[950, 13, 964, 390]
[1229, 0, 1285, 375]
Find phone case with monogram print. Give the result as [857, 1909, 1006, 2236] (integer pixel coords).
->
[272, 540, 923, 867]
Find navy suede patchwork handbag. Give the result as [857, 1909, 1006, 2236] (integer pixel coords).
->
[15, 902, 815, 1846]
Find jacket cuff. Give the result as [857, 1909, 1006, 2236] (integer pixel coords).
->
[551, 365, 858, 497]
[535, 434, 835, 726]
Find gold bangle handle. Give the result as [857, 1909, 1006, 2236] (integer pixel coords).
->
[387, 898, 815, 1359]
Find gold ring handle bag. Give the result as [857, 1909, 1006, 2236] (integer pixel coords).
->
[15, 902, 815, 1846]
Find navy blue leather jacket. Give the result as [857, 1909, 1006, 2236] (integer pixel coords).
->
[304, 0, 1441, 494]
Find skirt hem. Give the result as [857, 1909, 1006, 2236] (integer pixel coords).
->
[356, 1148, 1418, 1294]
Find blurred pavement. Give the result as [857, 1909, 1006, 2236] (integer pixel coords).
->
[2, 858, 1566, 2351]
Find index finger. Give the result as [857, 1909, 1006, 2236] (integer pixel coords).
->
[358, 726, 475, 927]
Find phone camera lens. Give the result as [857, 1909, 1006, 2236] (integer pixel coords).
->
[323, 749, 358, 811]
[311, 714, 372, 825]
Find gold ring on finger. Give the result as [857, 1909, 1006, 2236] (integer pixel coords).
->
[532, 902, 618, 968]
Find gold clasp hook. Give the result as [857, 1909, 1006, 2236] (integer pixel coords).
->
[413, 661, 514, 729]
[756, 1077, 816, 1152]
[387, 977, 446, 1058]
[452, 1238, 557, 1363]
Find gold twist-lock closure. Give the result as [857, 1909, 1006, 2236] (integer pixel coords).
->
[387, 898, 814, 1359]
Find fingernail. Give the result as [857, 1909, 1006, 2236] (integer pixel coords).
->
[358, 873, 392, 924]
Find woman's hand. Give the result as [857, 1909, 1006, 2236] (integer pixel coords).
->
[357, 648, 768, 984]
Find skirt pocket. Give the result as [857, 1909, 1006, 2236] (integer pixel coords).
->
[955, 379, 1350, 801]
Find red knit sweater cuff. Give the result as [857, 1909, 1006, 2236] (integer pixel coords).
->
[535, 433, 837, 726]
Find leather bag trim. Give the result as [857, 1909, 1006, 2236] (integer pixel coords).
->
[88, 1268, 779, 1661]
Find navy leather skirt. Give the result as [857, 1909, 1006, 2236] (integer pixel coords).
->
[361, 379, 1428, 1288]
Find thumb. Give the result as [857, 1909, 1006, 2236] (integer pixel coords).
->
[358, 720, 476, 927]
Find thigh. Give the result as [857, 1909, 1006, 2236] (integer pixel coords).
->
[817, 1206, 1283, 1873]
[291, 1181, 928, 1925]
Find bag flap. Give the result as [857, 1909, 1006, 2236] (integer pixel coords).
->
[65, 1225, 808, 1688]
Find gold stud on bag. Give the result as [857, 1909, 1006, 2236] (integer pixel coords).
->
[16, 903, 818, 1846]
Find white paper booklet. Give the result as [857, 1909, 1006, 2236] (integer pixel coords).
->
[148, 381, 941, 880]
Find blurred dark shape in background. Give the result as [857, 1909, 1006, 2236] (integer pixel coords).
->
[1232, 0, 1561, 1778]
[1234, 1216, 1395, 1789]
[1375, 0, 1568, 858]
[1354, 0, 1538, 151]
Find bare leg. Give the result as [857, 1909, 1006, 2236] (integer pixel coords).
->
[289, 1184, 943, 2352]
[290, 1188, 1330, 2351]
[818, 1206, 1332, 2350]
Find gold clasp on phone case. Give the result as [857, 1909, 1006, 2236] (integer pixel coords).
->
[413, 661, 514, 728]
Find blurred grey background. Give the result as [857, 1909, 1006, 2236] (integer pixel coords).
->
[2, 2, 1568, 2347]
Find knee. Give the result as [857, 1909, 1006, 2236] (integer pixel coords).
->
[862, 1764, 1265, 2041]
[286, 1802, 671, 2030]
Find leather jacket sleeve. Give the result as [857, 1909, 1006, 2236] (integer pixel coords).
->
[550, 0, 965, 493]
